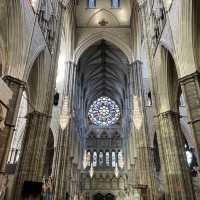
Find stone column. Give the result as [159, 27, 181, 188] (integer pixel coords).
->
[158, 111, 194, 199]
[53, 129, 66, 199]
[179, 72, 200, 163]
[53, 61, 76, 200]
[54, 128, 71, 200]
[130, 61, 157, 200]
[0, 76, 25, 171]
[12, 111, 51, 200]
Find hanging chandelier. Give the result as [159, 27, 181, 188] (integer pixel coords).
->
[60, 96, 70, 130]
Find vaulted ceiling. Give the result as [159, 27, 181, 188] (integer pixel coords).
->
[76, 40, 129, 113]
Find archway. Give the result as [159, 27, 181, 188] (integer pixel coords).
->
[76, 39, 129, 195]
[192, 0, 200, 70]
[153, 45, 195, 198]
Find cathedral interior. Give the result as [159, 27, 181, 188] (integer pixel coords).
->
[0, 0, 200, 199]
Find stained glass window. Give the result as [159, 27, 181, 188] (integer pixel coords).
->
[88, 96, 120, 127]
[93, 151, 97, 167]
[88, 0, 96, 8]
[111, 0, 120, 8]
[87, 151, 91, 167]
[112, 151, 116, 167]
[106, 152, 110, 166]
[118, 151, 124, 168]
[99, 152, 104, 166]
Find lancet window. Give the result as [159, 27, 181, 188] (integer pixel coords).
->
[106, 151, 110, 166]
[99, 151, 104, 166]
[111, 0, 120, 8]
[87, 151, 91, 167]
[112, 151, 116, 167]
[93, 151, 97, 167]
[88, 0, 96, 8]
[85, 150, 123, 168]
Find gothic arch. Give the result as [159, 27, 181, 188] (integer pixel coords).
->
[27, 50, 49, 112]
[192, 0, 200, 70]
[73, 31, 134, 64]
[154, 45, 179, 113]
[179, 0, 196, 76]
[87, 9, 120, 26]
[159, 40, 177, 71]
[23, 45, 46, 81]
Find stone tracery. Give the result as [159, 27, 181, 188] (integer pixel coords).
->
[88, 96, 120, 127]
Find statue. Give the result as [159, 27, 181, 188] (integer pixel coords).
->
[133, 190, 141, 200]
[0, 173, 8, 200]
[42, 176, 53, 200]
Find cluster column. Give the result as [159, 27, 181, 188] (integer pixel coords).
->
[180, 72, 200, 163]
[52, 61, 76, 200]
[13, 111, 51, 199]
[130, 61, 157, 200]
[157, 111, 194, 199]
[0, 76, 25, 171]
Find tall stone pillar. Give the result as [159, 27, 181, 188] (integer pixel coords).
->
[158, 111, 194, 199]
[130, 61, 157, 200]
[179, 72, 200, 163]
[53, 128, 71, 200]
[0, 76, 25, 171]
[13, 111, 51, 200]
[52, 61, 76, 200]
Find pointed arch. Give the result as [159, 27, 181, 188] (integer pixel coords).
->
[73, 31, 134, 64]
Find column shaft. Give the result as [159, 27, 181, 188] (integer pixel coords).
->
[13, 111, 50, 200]
[130, 61, 157, 199]
[158, 111, 194, 199]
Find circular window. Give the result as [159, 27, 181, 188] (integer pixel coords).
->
[88, 96, 120, 127]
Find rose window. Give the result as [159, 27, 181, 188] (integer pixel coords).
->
[88, 96, 120, 127]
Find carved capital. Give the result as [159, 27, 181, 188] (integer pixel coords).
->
[158, 110, 180, 119]
[2, 75, 25, 88]
[179, 71, 200, 85]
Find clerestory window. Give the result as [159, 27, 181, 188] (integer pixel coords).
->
[93, 151, 97, 167]
[112, 151, 116, 167]
[106, 151, 110, 167]
[88, 0, 96, 8]
[111, 0, 120, 8]
[99, 151, 104, 166]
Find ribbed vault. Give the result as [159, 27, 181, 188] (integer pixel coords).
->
[76, 40, 129, 116]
